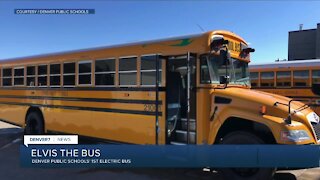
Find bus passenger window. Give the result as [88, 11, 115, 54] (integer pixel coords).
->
[38, 65, 47, 87]
[2, 68, 12, 86]
[200, 56, 210, 84]
[27, 66, 36, 86]
[95, 59, 115, 86]
[14, 67, 24, 86]
[119, 57, 137, 86]
[141, 55, 162, 86]
[293, 70, 309, 87]
[63, 62, 75, 86]
[250, 72, 259, 87]
[260, 72, 274, 87]
[276, 71, 291, 87]
[50, 64, 61, 87]
[78, 61, 92, 85]
[312, 70, 320, 84]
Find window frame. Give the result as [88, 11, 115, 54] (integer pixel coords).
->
[199, 55, 211, 84]
[140, 54, 162, 87]
[118, 56, 138, 87]
[276, 71, 292, 88]
[249, 71, 259, 87]
[49, 63, 61, 87]
[2, 67, 12, 87]
[260, 71, 275, 87]
[37, 64, 48, 87]
[63, 62, 76, 87]
[94, 58, 116, 87]
[77, 60, 92, 86]
[312, 69, 320, 84]
[293, 70, 310, 87]
[26, 65, 36, 87]
[13, 66, 25, 86]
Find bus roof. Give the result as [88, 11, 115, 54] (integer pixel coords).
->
[0, 33, 202, 63]
[0, 30, 245, 63]
[250, 59, 320, 69]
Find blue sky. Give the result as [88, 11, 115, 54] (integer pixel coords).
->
[0, 1, 319, 64]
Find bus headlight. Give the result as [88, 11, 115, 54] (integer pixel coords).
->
[281, 130, 311, 142]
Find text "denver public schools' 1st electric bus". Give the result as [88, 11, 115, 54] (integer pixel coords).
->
[0, 30, 319, 179]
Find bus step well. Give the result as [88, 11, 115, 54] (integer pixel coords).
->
[170, 141, 187, 145]
[174, 130, 196, 144]
[169, 118, 196, 145]
[179, 118, 196, 132]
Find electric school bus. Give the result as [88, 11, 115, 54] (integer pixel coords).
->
[0, 30, 319, 179]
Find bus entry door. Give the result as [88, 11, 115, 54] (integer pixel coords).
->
[166, 52, 197, 144]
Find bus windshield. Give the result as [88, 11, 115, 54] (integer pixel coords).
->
[206, 55, 250, 86]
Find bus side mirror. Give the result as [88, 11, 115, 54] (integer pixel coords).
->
[210, 35, 228, 51]
[220, 75, 229, 84]
[312, 84, 320, 96]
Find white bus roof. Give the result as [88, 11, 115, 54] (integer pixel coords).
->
[250, 59, 320, 69]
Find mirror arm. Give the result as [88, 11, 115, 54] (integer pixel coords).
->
[285, 99, 309, 124]
[284, 100, 294, 124]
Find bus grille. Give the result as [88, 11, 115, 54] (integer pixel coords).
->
[311, 122, 320, 141]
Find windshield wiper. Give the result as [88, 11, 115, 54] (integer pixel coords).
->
[233, 78, 250, 87]
[274, 102, 288, 107]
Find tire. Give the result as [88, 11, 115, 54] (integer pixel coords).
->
[25, 112, 44, 135]
[219, 131, 276, 180]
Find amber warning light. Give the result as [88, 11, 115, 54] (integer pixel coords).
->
[260, 105, 267, 115]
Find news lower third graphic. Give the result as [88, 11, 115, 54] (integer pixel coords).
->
[24, 135, 78, 147]
[21, 135, 320, 168]
[14, 9, 95, 15]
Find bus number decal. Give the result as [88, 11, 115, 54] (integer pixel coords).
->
[144, 104, 161, 112]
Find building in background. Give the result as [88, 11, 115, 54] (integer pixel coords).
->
[288, 23, 320, 60]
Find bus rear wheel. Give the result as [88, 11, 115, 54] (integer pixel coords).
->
[25, 112, 44, 135]
[219, 131, 275, 180]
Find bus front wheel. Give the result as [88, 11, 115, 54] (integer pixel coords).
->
[25, 112, 44, 135]
[219, 131, 276, 180]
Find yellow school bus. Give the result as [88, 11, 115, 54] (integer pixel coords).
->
[250, 60, 320, 115]
[0, 30, 319, 179]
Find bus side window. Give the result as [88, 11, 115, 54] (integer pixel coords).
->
[50, 64, 61, 87]
[27, 66, 36, 87]
[63, 62, 76, 87]
[14, 67, 24, 86]
[78, 60, 92, 85]
[95, 58, 115, 86]
[38, 65, 47, 87]
[119, 57, 137, 86]
[140, 55, 162, 86]
[276, 71, 291, 87]
[260, 72, 274, 87]
[312, 70, 320, 84]
[293, 70, 309, 87]
[250, 72, 259, 87]
[2, 68, 12, 86]
[200, 56, 210, 84]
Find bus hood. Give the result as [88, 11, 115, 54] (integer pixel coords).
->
[211, 87, 312, 115]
